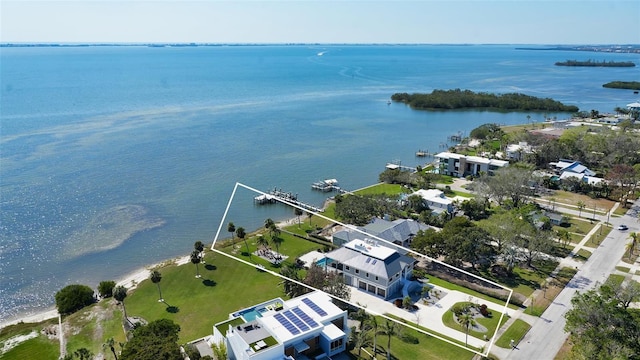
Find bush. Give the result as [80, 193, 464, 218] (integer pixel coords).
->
[400, 333, 420, 344]
[479, 304, 492, 317]
[98, 280, 116, 298]
[55, 284, 95, 315]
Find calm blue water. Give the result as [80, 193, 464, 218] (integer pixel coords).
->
[1, 45, 638, 321]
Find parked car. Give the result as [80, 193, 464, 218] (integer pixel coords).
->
[617, 224, 628, 231]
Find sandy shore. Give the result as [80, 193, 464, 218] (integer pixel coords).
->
[0, 210, 327, 330]
[0, 254, 192, 330]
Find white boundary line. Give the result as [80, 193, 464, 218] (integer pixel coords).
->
[211, 182, 513, 357]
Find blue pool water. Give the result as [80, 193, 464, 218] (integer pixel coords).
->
[316, 258, 333, 267]
[238, 308, 264, 322]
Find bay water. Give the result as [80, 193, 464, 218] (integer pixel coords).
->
[1, 44, 638, 322]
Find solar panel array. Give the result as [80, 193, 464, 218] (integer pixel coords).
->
[302, 298, 328, 316]
[274, 313, 300, 335]
[292, 307, 319, 327]
[284, 310, 309, 332]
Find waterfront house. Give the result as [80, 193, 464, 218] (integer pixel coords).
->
[505, 142, 533, 161]
[212, 291, 348, 360]
[549, 159, 596, 177]
[322, 239, 416, 300]
[435, 151, 509, 177]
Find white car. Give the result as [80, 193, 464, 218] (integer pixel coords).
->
[617, 224, 628, 231]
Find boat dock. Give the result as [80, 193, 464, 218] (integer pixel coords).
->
[415, 149, 433, 157]
[254, 188, 322, 213]
[311, 179, 340, 192]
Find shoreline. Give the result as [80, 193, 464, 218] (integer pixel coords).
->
[0, 194, 341, 330]
[0, 254, 192, 330]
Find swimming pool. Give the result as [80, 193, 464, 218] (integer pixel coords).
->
[238, 308, 264, 322]
[316, 258, 333, 267]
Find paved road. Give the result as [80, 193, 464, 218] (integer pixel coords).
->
[505, 199, 639, 360]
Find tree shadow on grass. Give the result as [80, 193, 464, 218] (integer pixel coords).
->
[161, 301, 180, 313]
[205, 264, 217, 271]
[202, 279, 217, 287]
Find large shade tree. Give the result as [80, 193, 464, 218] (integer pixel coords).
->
[120, 319, 181, 360]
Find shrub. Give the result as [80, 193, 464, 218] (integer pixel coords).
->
[98, 280, 116, 298]
[400, 333, 420, 344]
[479, 304, 492, 317]
[55, 284, 95, 315]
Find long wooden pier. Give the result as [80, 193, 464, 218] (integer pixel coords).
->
[254, 188, 322, 213]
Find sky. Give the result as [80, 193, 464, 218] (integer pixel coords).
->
[1, 0, 639, 44]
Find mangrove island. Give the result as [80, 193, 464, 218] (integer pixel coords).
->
[391, 89, 580, 112]
[602, 81, 640, 90]
[555, 59, 636, 67]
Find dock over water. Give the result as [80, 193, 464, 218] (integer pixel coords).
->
[254, 188, 322, 213]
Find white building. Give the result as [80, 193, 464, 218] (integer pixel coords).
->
[213, 291, 348, 360]
[435, 152, 509, 177]
[505, 142, 533, 161]
[410, 189, 454, 214]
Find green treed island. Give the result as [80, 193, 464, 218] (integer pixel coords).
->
[555, 59, 635, 67]
[602, 81, 640, 90]
[391, 89, 579, 112]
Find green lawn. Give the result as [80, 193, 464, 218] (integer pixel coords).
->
[495, 319, 531, 348]
[615, 266, 630, 273]
[425, 276, 518, 310]
[575, 249, 592, 261]
[125, 252, 284, 343]
[354, 183, 407, 196]
[1, 335, 59, 360]
[441, 303, 508, 341]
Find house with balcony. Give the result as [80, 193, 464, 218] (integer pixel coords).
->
[435, 152, 509, 177]
[410, 189, 454, 214]
[322, 238, 416, 300]
[212, 291, 348, 360]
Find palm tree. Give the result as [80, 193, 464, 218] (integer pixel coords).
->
[190, 250, 202, 278]
[502, 246, 519, 274]
[256, 235, 270, 253]
[103, 337, 118, 360]
[350, 328, 372, 359]
[307, 211, 313, 227]
[576, 200, 585, 218]
[113, 286, 129, 325]
[264, 218, 275, 232]
[227, 222, 235, 243]
[365, 316, 378, 358]
[194, 240, 205, 264]
[377, 320, 400, 360]
[459, 313, 476, 347]
[211, 341, 227, 360]
[236, 227, 248, 256]
[150, 270, 163, 302]
[269, 224, 283, 261]
[294, 208, 303, 228]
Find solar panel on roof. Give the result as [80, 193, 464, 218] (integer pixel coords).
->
[274, 313, 300, 335]
[283, 310, 309, 331]
[292, 307, 319, 328]
[301, 298, 328, 316]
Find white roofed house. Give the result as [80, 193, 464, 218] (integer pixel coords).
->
[435, 151, 509, 177]
[410, 189, 454, 214]
[505, 142, 533, 161]
[213, 291, 349, 360]
[323, 239, 417, 300]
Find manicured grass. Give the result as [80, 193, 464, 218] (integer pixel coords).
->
[441, 303, 507, 341]
[607, 274, 626, 286]
[449, 190, 473, 198]
[354, 183, 407, 196]
[425, 276, 518, 310]
[495, 319, 531, 348]
[587, 225, 611, 246]
[125, 252, 283, 343]
[615, 266, 630, 273]
[552, 220, 595, 238]
[575, 249, 592, 261]
[64, 307, 98, 355]
[380, 315, 477, 359]
[1, 335, 59, 360]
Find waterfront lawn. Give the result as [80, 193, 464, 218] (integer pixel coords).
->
[1, 335, 59, 360]
[354, 183, 407, 196]
[495, 319, 531, 348]
[125, 252, 283, 343]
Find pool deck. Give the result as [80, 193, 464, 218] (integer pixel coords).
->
[299, 250, 326, 267]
